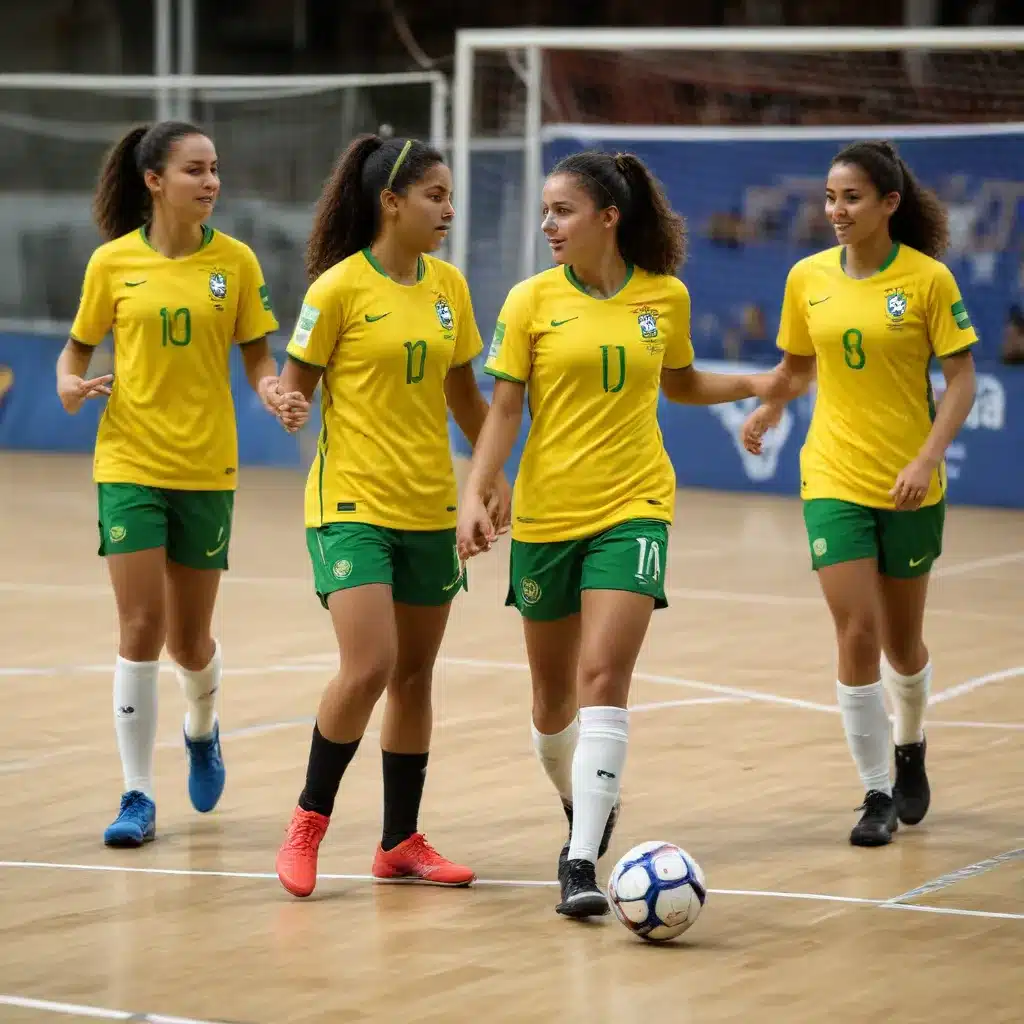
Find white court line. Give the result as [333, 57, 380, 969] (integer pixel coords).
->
[885, 848, 1024, 904]
[1, 859, 1021, 922]
[0, 994, 235, 1023]
[933, 550, 1024, 579]
[929, 665, 1024, 706]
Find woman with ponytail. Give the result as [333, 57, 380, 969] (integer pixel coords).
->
[455, 149, 781, 919]
[56, 121, 307, 848]
[273, 134, 509, 897]
[742, 140, 978, 848]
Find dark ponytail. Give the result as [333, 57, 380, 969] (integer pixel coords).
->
[93, 120, 206, 242]
[831, 140, 949, 259]
[305, 133, 445, 282]
[550, 149, 686, 275]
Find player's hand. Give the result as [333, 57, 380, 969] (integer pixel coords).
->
[259, 377, 310, 434]
[890, 456, 935, 511]
[485, 472, 513, 535]
[741, 402, 785, 455]
[457, 491, 497, 560]
[57, 373, 112, 415]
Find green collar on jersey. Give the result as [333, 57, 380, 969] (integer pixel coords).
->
[840, 241, 900, 277]
[564, 262, 634, 299]
[139, 222, 214, 254]
[362, 247, 425, 283]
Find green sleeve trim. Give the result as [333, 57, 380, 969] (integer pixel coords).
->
[287, 353, 326, 370]
[237, 336, 267, 347]
[484, 367, 527, 384]
[68, 333, 101, 347]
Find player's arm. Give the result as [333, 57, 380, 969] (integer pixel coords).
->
[660, 364, 780, 406]
[58, 250, 114, 414]
[274, 284, 340, 430]
[444, 272, 489, 446]
[890, 268, 978, 510]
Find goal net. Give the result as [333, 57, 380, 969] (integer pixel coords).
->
[0, 72, 447, 333]
[452, 28, 1024, 365]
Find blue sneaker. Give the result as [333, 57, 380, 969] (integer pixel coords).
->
[184, 721, 225, 813]
[103, 790, 156, 847]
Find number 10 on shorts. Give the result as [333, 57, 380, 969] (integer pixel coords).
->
[635, 536, 661, 582]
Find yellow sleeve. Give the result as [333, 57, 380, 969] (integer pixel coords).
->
[70, 249, 114, 346]
[450, 270, 484, 367]
[235, 244, 280, 343]
[662, 282, 695, 370]
[776, 264, 814, 356]
[927, 264, 978, 358]
[484, 280, 534, 383]
[285, 275, 343, 368]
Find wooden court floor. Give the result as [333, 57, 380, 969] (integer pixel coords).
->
[0, 450, 1021, 1024]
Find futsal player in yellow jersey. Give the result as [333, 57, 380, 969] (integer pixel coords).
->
[273, 135, 510, 897]
[55, 121, 306, 848]
[743, 141, 977, 847]
[457, 150, 779, 918]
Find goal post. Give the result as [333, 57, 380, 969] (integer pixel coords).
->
[0, 71, 448, 334]
[451, 26, 1024, 346]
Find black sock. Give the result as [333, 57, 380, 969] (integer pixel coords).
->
[297, 723, 360, 818]
[380, 750, 429, 851]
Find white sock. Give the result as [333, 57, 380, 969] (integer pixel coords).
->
[531, 717, 578, 804]
[176, 640, 222, 740]
[881, 656, 931, 746]
[836, 680, 892, 796]
[567, 706, 628, 864]
[113, 656, 160, 797]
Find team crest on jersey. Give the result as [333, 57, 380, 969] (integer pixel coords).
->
[884, 287, 908, 325]
[631, 304, 662, 352]
[209, 270, 228, 301]
[434, 296, 455, 332]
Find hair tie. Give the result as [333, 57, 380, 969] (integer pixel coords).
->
[386, 140, 413, 190]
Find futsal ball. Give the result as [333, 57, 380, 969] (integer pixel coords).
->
[607, 841, 707, 942]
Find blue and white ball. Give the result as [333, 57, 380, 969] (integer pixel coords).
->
[607, 841, 707, 942]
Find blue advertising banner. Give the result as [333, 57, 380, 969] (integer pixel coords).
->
[3, 335, 1021, 509]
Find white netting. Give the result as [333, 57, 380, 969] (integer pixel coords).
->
[0, 74, 445, 332]
[454, 32, 1024, 367]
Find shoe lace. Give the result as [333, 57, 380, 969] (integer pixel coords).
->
[120, 790, 150, 816]
[286, 815, 324, 852]
[856, 790, 890, 813]
[190, 736, 221, 768]
[567, 858, 598, 888]
[402, 833, 438, 862]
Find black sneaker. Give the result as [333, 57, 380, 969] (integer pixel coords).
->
[555, 848, 609, 918]
[561, 798, 621, 859]
[894, 737, 930, 826]
[850, 789, 899, 847]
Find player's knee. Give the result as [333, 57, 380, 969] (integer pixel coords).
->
[118, 607, 165, 662]
[884, 637, 928, 677]
[342, 653, 396, 705]
[576, 662, 629, 707]
[836, 617, 881, 672]
[387, 665, 434, 707]
[166, 633, 215, 672]
[532, 685, 575, 729]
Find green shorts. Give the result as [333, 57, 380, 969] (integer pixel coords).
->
[803, 498, 945, 578]
[307, 522, 466, 609]
[97, 483, 234, 570]
[507, 518, 669, 621]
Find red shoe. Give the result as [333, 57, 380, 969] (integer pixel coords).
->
[276, 806, 330, 897]
[372, 833, 476, 886]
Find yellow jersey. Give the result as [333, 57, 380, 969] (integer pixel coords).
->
[71, 225, 278, 491]
[287, 249, 483, 531]
[778, 243, 977, 509]
[485, 264, 694, 543]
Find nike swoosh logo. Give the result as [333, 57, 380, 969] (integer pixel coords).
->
[205, 527, 228, 559]
[551, 317, 578, 327]
[909, 555, 930, 568]
[365, 312, 391, 323]
[809, 297, 831, 306]
[125, 280, 146, 287]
